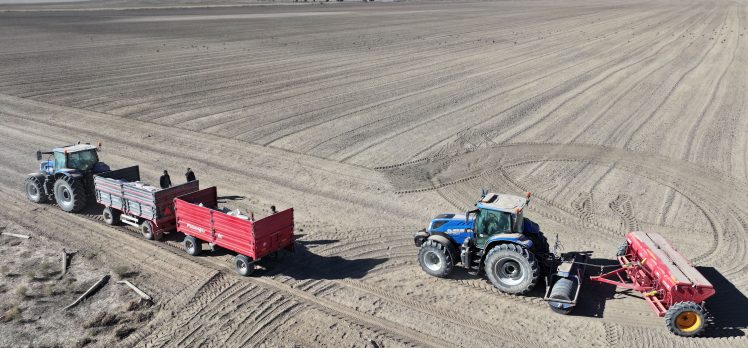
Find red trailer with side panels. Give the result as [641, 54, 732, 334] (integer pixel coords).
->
[590, 231, 716, 336]
[174, 187, 294, 276]
[94, 166, 199, 240]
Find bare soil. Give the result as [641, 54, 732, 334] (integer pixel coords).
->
[0, 0, 746, 347]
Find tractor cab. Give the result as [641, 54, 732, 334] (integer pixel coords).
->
[468, 192, 529, 248]
[37, 143, 103, 175]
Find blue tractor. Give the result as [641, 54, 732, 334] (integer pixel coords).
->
[24, 143, 110, 213]
[414, 191, 550, 295]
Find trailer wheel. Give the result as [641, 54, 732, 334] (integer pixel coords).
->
[24, 176, 48, 203]
[183, 236, 201, 256]
[53, 176, 86, 212]
[665, 301, 707, 337]
[102, 207, 120, 225]
[548, 278, 576, 315]
[235, 255, 255, 276]
[140, 221, 156, 240]
[485, 243, 539, 295]
[417, 239, 454, 278]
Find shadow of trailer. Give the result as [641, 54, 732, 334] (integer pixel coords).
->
[94, 165, 199, 240]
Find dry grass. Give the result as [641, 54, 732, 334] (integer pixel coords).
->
[1, 305, 22, 322]
[15, 286, 27, 299]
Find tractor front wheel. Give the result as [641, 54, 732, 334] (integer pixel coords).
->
[417, 239, 454, 278]
[665, 301, 708, 337]
[484, 243, 539, 295]
[53, 176, 86, 212]
[24, 176, 47, 203]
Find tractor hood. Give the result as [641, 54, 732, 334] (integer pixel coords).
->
[427, 213, 475, 233]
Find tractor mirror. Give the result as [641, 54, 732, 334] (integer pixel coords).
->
[36, 150, 42, 161]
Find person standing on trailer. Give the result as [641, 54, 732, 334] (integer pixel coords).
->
[185, 168, 196, 182]
[160, 170, 172, 189]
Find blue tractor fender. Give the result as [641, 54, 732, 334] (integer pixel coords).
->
[54, 169, 83, 179]
[482, 233, 534, 258]
[426, 233, 459, 264]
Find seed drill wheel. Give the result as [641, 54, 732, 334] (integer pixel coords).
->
[665, 301, 708, 337]
[484, 243, 539, 295]
[24, 176, 47, 203]
[53, 176, 86, 212]
[417, 239, 454, 278]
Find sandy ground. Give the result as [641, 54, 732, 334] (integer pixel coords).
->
[0, 0, 747, 347]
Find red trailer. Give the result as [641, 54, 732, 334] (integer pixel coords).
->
[94, 166, 199, 240]
[590, 231, 715, 336]
[174, 187, 294, 276]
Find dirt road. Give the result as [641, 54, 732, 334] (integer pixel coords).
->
[0, 0, 746, 347]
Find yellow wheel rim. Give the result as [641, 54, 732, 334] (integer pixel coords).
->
[675, 311, 702, 332]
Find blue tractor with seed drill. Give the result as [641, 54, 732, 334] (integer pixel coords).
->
[415, 190, 588, 314]
[24, 143, 110, 213]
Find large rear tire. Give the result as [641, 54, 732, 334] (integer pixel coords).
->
[484, 243, 539, 295]
[417, 239, 454, 278]
[53, 176, 86, 212]
[235, 255, 255, 276]
[24, 176, 47, 203]
[665, 301, 708, 337]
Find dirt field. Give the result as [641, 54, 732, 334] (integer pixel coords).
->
[0, 0, 747, 347]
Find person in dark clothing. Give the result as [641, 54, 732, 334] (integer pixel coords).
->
[185, 168, 196, 182]
[160, 170, 172, 189]
[271, 205, 277, 214]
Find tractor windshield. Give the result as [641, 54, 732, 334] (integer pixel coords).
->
[67, 150, 99, 171]
[476, 209, 511, 235]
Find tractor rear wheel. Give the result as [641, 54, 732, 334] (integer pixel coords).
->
[665, 301, 708, 337]
[53, 176, 86, 212]
[485, 243, 539, 295]
[24, 176, 47, 203]
[102, 207, 120, 225]
[417, 239, 454, 278]
[183, 236, 201, 256]
[235, 255, 255, 276]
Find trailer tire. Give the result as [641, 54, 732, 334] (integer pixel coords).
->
[184, 236, 201, 256]
[102, 207, 120, 225]
[417, 239, 454, 278]
[24, 176, 48, 203]
[485, 243, 539, 295]
[548, 278, 576, 315]
[665, 301, 707, 337]
[235, 255, 254, 276]
[140, 221, 156, 240]
[53, 176, 86, 212]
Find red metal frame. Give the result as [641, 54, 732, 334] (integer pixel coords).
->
[590, 232, 715, 317]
